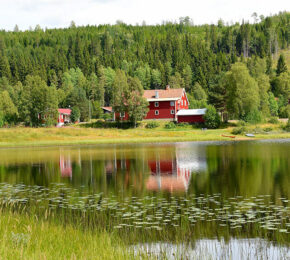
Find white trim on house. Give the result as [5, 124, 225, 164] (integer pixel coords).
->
[155, 110, 159, 115]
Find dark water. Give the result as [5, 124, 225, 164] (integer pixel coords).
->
[0, 139, 289, 199]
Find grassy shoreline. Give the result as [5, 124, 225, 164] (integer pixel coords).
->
[0, 124, 289, 148]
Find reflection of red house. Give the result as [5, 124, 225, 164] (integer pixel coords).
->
[60, 155, 72, 178]
[146, 159, 191, 193]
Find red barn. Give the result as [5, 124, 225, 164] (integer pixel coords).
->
[113, 85, 189, 121]
[177, 108, 207, 123]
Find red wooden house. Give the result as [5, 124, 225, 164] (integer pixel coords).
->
[113, 86, 189, 121]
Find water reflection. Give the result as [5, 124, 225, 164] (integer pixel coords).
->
[0, 140, 289, 198]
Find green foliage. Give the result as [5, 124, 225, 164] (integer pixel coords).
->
[164, 122, 176, 129]
[204, 105, 221, 129]
[70, 107, 80, 123]
[0, 111, 4, 127]
[271, 72, 290, 99]
[268, 117, 279, 124]
[276, 54, 287, 76]
[231, 126, 246, 135]
[268, 92, 279, 116]
[283, 117, 290, 132]
[0, 12, 289, 127]
[192, 82, 207, 101]
[145, 121, 160, 129]
[225, 62, 260, 119]
[243, 109, 263, 124]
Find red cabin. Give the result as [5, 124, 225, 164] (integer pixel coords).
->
[58, 108, 71, 126]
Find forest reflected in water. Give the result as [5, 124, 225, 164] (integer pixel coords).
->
[0, 140, 289, 200]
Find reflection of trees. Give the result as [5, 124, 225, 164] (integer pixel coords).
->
[0, 142, 289, 199]
[188, 142, 290, 199]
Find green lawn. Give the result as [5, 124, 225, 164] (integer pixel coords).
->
[0, 122, 289, 148]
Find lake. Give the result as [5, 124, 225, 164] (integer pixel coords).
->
[0, 139, 289, 258]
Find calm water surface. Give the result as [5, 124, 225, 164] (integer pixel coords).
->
[0, 139, 289, 198]
[0, 139, 289, 258]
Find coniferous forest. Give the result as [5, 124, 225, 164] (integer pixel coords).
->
[0, 12, 289, 126]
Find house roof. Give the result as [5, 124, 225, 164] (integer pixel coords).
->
[102, 106, 113, 112]
[143, 88, 184, 101]
[176, 108, 207, 116]
[58, 108, 71, 115]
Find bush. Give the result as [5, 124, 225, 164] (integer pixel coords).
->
[268, 117, 279, 124]
[164, 122, 176, 129]
[204, 105, 221, 129]
[145, 121, 160, 129]
[263, 127, 273, 132]
[177, 122, 189, 127]
[244, 109, 263, 124]
[237, 120, 247, 126]
[231, 126, 246, 135]
[283, 118, 290, 132]
[70, 107, 80, 123]
[0, 111, 4, 128]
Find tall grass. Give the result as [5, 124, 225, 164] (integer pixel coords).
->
[0, 212, 135, 260]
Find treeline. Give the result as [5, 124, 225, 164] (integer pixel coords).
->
[0, 12, 289, 126]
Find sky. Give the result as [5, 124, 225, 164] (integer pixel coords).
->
[0, 0, 289, 31]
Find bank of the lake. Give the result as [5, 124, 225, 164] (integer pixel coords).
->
[0, 124, 290, 148]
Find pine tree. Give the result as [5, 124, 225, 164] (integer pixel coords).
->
[276, 54, 287, 76]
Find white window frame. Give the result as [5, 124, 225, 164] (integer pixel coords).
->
[170, 101, 174, 106]
[181, 100, 183, 106]
[171, 110, 175, 115]
[155, 102, 159, 107]
[120, 112, 125, 118]
[155, 110, 159, 116]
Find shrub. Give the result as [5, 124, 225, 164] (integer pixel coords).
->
[283, 117, 290, 132]
[231, 126, 246, 135]
[244, 109, 263, 124]
[145, 121, 160, 129]
[268, 117, 279, 124]
[237, 120, 247, 126]
[164, 122, 176, 129]
[177, 122, 189, 127]
[263, 127, 273, 132]
[204, 105, 221, 129]
[0, 111, 4, 128]
[70, 107, 80, 123]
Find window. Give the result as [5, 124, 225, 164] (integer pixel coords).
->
[155, 102, 159, 107]
[181, 100, 183, 106]
[170, 101, 175, 106]
[155, 110, 159, 115]
[184, 100, 187, 106]
[171, 110, 175, 115]
[120, 112, 125, 118]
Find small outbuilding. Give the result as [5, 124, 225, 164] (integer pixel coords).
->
[176, 108, 207, 124]
[58, 108, 71, 126]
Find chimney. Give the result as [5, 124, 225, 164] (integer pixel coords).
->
[166, 85, 170, 90]
[155, 91, 159, 98]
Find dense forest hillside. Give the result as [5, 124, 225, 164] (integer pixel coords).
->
[0, 12, 289, 126]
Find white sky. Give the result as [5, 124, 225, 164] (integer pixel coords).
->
[0, 0, 289, 31]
